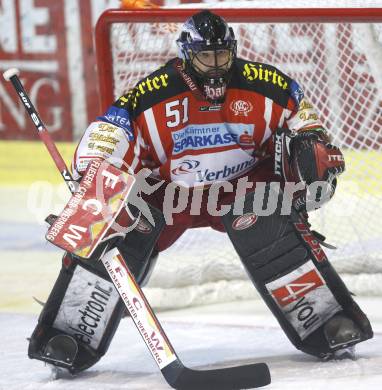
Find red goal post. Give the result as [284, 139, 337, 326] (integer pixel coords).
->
[94, 8, 382, 309]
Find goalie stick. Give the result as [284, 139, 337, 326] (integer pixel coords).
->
[2, 69, 78, 194]
[3, 68, 271, 389]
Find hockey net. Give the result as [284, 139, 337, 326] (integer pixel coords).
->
[95, 6, 382, 309]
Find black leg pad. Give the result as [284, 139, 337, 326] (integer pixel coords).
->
[28, 203, 166, 373]
[222, 185, 373, 358]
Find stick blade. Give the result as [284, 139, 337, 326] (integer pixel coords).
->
[162, 360, 271, 389]
[3, 68, 20, 81]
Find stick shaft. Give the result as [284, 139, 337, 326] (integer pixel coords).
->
[5, 72, 77, 193]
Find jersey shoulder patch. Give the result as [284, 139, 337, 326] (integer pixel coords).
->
[114, 58, 188, 118]
[97, 107, 134, 141]
[233, 58, 297, 108]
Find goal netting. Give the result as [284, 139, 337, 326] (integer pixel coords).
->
[95, 4, 382, 309]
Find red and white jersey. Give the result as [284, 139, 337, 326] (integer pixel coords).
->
[73, 58, 324, 187]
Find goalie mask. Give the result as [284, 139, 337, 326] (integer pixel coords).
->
[177, 10, 237, 103]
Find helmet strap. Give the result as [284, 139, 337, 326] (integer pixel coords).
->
[173, 59, 205, 101]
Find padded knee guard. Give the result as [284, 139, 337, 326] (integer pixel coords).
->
[29, 203, 165, 373]
[222, 185, 373, 358]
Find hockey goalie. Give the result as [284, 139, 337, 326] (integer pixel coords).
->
[28, 10, 373, 374]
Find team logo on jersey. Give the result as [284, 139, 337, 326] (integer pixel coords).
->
[230, 100, 253, 116]
[171, 159, 200, 175]
[232, 213, 258, 230]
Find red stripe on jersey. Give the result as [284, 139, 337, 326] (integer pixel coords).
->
[287, 96, 297, 112]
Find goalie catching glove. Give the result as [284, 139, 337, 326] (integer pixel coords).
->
[274, 128, 345, 211]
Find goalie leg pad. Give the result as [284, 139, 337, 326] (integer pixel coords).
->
[29, 203, 166, 372]
[28, 254, 124, 373]
[221, 185, 373, 358]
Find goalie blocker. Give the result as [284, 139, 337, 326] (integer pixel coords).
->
[222, 186, 373, 358]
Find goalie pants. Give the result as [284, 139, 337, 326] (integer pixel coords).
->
[146, 158, 281, 252]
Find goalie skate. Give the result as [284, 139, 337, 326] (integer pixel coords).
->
[322, 313, 362, 360]
[42, 335, 78, 367]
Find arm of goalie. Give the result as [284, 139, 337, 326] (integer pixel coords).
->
[45, 159, 137, 259]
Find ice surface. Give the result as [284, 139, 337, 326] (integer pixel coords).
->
[0, 298, 381, 390]
[1, 186, 381, 389]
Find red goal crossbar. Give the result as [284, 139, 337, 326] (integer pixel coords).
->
[95, 7, 382, 112]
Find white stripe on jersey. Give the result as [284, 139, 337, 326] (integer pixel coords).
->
[129, 127, 142, 173]
[144, 108, 167, 164]
[278, 107, 292, 129]
[260, 97, 273, 145]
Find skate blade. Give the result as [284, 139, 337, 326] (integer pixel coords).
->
[49, 364, 72, 380]
[322, 345, 356, 361]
